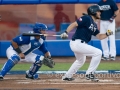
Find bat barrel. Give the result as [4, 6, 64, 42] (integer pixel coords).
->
[22, 33, 42, 36]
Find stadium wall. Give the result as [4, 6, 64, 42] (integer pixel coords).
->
[0, 40, 120, 57]
[0, 0, 120, 57]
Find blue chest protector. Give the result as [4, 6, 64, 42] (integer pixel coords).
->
[23, 39, 41, 55]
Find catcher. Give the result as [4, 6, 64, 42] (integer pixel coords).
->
[0, 23, 55, 80]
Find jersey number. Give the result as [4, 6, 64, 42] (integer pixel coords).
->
[89, 24, 96, 32]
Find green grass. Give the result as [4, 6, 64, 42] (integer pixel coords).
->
[0, 62, 119, 71]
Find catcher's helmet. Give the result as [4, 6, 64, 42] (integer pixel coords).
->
[33, 22, 48, 33]
[87, 5, 102, 16]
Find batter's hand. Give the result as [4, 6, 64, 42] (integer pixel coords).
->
[61, 31, 68, 39]
[106, 30, 113, 36]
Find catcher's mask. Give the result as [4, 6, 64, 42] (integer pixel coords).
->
[87, 5, 102, 19]
[33, 22, 48, 33]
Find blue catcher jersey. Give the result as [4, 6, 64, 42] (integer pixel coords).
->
[12, 35, 48, 55]
[98, 0, 118, 20]
[72, 15, 99, 43]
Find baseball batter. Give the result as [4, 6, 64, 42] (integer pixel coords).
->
[0, 23, 54, 80]
[61, 5, 113, 82]
[98, 0, 119, 60]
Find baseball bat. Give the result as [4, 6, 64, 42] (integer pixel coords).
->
[22, 33, 61, 37]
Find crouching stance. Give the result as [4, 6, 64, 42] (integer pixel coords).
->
[0, 23, 55, 80]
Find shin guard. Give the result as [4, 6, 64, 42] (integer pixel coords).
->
[0, 55, 20, 77]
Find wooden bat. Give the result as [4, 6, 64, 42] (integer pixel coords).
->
[22, 33, 61, 37]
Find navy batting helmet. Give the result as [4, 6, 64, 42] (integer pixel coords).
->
[33, 22, 48, 33]
[87, 5, 102, 16]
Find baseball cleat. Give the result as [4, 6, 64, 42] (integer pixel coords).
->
[101, 57, 109, 60]
[86, 74, 99, 82]
[62, 76, 75, 81]
[110, 56, 115, 61]
[0, 75, 3, 81]
[91, 78, 99, 82]
[26, 74, 39, 80]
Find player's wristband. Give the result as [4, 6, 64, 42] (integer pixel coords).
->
[14, 47, 22, 54]
[112, 14, 117, 19]
[106, 32, 109, 36]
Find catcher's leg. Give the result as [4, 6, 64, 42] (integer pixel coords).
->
[0, 55, 20, 80]
[26, 55, 44, 79]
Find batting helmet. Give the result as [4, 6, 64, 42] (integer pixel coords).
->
[33, 22, 48, 33]
[87, 5, 102, 16]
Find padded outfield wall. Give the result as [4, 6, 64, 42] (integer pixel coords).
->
[0, 0, 120, 57]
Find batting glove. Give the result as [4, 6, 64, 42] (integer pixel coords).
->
[106, 30, 113, 36]
[61, 31, 68, 39]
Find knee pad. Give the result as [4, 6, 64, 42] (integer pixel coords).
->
[11, 54, 20, 64]
[35, 55, 44, 66]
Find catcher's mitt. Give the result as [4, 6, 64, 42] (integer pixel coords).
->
[43, 57, 55, 68]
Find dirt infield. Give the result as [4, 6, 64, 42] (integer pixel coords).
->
[0, 57, 120, 90]
[0, 74, 120, 90]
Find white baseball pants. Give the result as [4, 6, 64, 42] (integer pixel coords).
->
[64, 40, 102, 78]
[100, 20, 116, 57]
